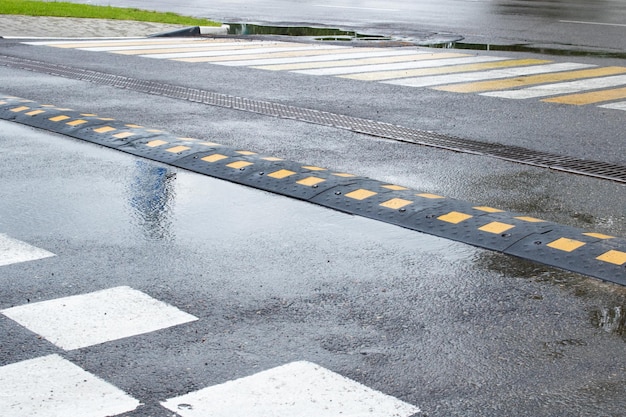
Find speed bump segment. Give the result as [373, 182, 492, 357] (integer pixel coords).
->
[1, 94, 625, 286]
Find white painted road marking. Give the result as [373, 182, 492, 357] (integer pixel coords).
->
[559, 20, 626, 28]
[482, 74, 626, 99]
[0, 233, 55, 267]
[293, 55, 505, 76]
[224, 49, 422, 67]
[24, 38, 626, 112]
[0, 354, 140, 417]
[161, 360, 420, 417]
[599, 101, 626, 111]
[144, 45, 341, 60]
[313, 4, 400, 12]
[384, 62, 594, 88]
[1, 286, 198, 350]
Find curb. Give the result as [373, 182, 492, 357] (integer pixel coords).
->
[201, 25, 229, 35]
[149, 24, 229, 37]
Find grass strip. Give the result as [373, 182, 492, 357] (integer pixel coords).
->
[0, 0, 220, 26]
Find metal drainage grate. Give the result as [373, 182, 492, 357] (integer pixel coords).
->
[3, 54, 626, 184]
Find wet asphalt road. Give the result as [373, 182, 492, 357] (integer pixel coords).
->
[1, 119, 626, 416]
[1, 7, 626, 417]
[63, 0, 626, 51]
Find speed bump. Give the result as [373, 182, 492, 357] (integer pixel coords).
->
[1, 94, 625, 287]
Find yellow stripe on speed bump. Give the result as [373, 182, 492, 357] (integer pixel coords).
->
[113, 132, 135, 139]
[597, 250, 626, 266]
[227, 161, 253, 169]
[438, 211, 473, 224]
[479, 222, 516, 234]
[166, 145, 190, 154]
[25, 110, 46, 116]
[146, 140, 168, 148]
[94, 126, 116, 133]
[417, 193, 445, 199]
[297, 177, 325, 187]
[380, 198, 413, 210]
[515, 216, 545, 223]
[268, 169, 296, 179]
[49, 115, 71, 122]
[202, 154, 228, 162]
[584, 232, 615, 239]
[345, 189, 378, 200]
[303, 166, 327, 171]
[474, 206, 505, 213]
[382, 185, 409, 191]
[547, 237, 586, 252]
[67, 119, 88, 126]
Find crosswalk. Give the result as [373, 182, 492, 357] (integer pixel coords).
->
[0, 232, 55, 266]
[24, 37, 626, 112]
[0, 234, 419, 416]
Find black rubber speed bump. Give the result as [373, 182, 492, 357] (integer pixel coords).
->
[2, 94, 626, 287]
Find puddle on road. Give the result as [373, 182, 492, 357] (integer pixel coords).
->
[127, 160, 177, 242]
[426, 41, 626, 59]
[475, 251, 626, 340]
[224, 23, 623, 58]
[592, 306, 626, 337]
[226, 23, 390, 42]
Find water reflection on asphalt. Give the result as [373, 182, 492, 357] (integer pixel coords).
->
[128, 160, 176, 241]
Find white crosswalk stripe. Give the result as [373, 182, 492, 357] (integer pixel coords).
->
[144, 45, 341, 60]
[161, 361, 420, 417]
[1, 286, 419, 416]
[83, 40, 271, 52]
[23, 38, 626, 112]
[0, 233, 55, 267]
[0, 354, 141, 417]
[220, 48, 424, 67]
[384, 62, 594, 88]
[1, 286, 198, 350]
[293, 55, 507, 76]
[599, 101, 626, 111]
[482, 74, 626, 99]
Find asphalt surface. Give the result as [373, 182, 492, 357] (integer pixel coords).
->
[1, 16, 626, 417]
[59, 0, 626, 52]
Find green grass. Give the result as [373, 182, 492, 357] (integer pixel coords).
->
[0, 0, 220, 26]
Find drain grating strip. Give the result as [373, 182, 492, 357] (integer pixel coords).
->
[3, 54, 626, 183]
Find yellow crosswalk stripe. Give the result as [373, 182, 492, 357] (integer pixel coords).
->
[542, 86, 626, 105]
[340, 59, 551, 81]
[172, 48, 349, 62]
[434, 66, 626, 93]
[253, 52, 467, 71]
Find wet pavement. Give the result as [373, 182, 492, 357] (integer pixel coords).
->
[1, 12, 626, 417]
[1, 120, 625, 416]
